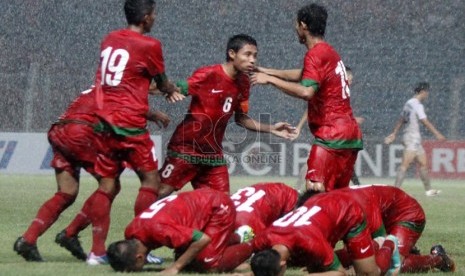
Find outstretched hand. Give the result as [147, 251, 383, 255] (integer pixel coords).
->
[165, 91, 186, 103]
[271, 122, 298, 140]
[249, 72, 271, 86]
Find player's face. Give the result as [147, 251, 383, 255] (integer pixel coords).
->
[231, 44, 258, 74]
[143, 8, 156, 33]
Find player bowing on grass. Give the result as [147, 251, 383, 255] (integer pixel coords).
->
[251, 3, 363, 193]
[342, 185, 455, 273]
[230, 182, 299, 244]
[106, 188, 253, 274]
[155, 34, 296, 198]
[251, 190, 399, 276]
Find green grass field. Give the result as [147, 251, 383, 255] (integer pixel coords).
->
[0, 175, 463, 275]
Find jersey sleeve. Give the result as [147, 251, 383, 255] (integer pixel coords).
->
[414, 102, 427, 120]
[186, 67, 212, 97]
[147, 223, 197, 249]
[301, 51, 321, 91]
[147, 40, 166, 79]
[235, 75, 251, 113]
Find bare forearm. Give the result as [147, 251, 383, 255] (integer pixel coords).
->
[168, 236, 211, 273]
[267, 75, 314, 100]
[422, 119, 445, 139]
[260, 67, 302, 81]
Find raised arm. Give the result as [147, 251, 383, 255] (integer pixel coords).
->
[257, 67, 303, 82]
[250, 72, 316, 100]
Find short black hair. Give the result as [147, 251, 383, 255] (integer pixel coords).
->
[345, 66, 352, 73]
[251, 249, 282, 276]
[414, 82, 430, 93]
[107, 239, 139, 272]
[296, 190, 320, 208]
[297, 4, 328, 37]
[226, 34, 257, 61]
[124, 0, 155, 25]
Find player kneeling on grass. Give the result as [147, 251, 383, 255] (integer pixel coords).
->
[343, 185, 455, 273]
[106, 188, 253, 274]
[250, 189, 403, 276]
[230, 182, 299, 244]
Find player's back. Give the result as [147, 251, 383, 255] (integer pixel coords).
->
[402, 98, 425, 140]
[59, 87, 97, 123]
[231, 182, 298, 232]
[95, 29, 165, 129]
[303, 42, 361, 146]
[373, 185, 425, 228]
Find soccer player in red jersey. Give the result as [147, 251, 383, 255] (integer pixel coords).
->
[13, 86, 171, 263]
[344, 185, 455, 273]
[156, 34, 296, 197]
[251, 190, 398, 276]
[13, 87, 102, 262]
[230, 182, 298, 243]
[106, 188, 253, 274]
[251, 3, 362, 192]
[84, 0, 183, 263]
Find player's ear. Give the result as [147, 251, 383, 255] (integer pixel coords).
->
[134, 253, 146, 270]
[228, 49, 236, 61]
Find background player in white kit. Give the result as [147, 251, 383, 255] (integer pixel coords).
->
[384, 82, 446, 196]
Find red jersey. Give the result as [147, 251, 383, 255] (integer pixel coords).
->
[301, 42, 362, 150]
[125, 188, 235, 252]
[252, 191, 371, 269]
[168, 64, 250, 163]
[231, 183, 298, 234]
[94, 29, 165, 129]
[344, 185, 425, 235]
[58, 87, 97, 124]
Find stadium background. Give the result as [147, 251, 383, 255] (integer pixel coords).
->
[1, 0, 464, 177]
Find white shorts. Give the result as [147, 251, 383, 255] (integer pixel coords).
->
[402, 136, 425, 155]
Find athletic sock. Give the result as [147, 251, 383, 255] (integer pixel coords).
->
[65, 188, 118, 238]
[401, 254, 441, 273]
[394, 169, 406, 188]
[216, 242, 253, 272]
[375, 239, 395, 274]
[23, 192, 75, 244]
[88, 189, 113, 256]
[134, 187, 158, 216]
[419, 168, 432, 191]
[335, 248, 352, 268]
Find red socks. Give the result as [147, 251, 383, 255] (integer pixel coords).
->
[401, 254, 441, 273]
[375, 239, 395, 274]
[84, 189, 113, 256]
[134, 187, 158, 216]
[23, 192, 76, 244]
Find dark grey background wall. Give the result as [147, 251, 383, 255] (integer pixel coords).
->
[1, 0, 464, 142]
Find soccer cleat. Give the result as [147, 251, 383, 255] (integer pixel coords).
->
[430, 244, 456, 272]
[86, 252, 109, 265]
[425, 189, 441, 196]
[386, 235, 401, 276]
[13, 237, 44, 262]
[146, 252, 164, 265]
[409, 245, 421, 255]
[55, 230, 87, 261]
